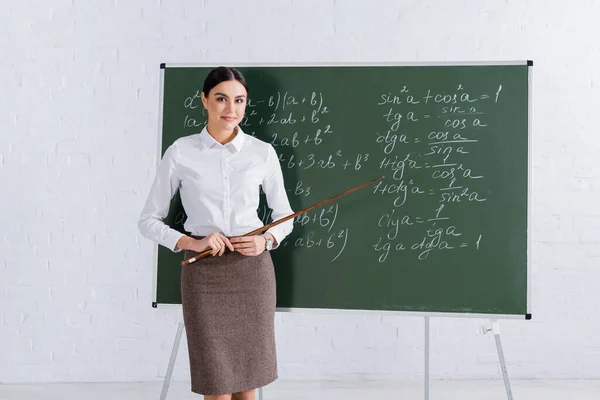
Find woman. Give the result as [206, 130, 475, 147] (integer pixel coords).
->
[138, 66, 294, 400]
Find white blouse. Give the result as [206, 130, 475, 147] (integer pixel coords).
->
[138, 126, 294, 252]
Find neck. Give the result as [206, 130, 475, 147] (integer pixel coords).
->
[206, 124, 238, 145]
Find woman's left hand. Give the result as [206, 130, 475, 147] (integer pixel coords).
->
[230, 235, 266, 256]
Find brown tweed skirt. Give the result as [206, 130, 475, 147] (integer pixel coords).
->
[181, 245, 277, 395]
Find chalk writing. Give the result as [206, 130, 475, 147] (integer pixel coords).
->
[178, 81, 504, 263]
[366, 83, 497, 261]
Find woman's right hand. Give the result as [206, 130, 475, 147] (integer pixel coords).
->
[191, 232, 234, 257]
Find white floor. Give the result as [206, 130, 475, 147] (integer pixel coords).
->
[1, 379, 599, 400]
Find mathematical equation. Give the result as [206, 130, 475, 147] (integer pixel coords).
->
[369, 84, 498, 262]
[182, 90, 331, 129]
[180, 83, 505, 263]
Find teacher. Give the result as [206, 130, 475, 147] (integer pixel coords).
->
[138, 66, 294, 399]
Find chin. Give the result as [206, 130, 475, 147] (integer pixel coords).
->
[220, 120, 239, 129]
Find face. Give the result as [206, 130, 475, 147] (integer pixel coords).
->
[201, 80, 247, 132]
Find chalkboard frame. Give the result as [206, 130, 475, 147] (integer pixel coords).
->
[149, 61, 533, 320]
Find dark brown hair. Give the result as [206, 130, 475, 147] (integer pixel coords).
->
[202, 66, 249, 97]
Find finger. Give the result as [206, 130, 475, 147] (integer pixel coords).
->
[236, 239, 258, 256]
[231, 236, 250, 249]
[219, 238, 228, 256]
[210, 237, 219, 256]
[237, 241, 254, 255]
[213, 235, 223, 251]
[233, 242, 253, 251]
[217, 237, 226, 256]
[219, 234, 235, 251]
[235, 236, 255, 242]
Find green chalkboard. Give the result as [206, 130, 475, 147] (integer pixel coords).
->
[151, 62, 531, 318]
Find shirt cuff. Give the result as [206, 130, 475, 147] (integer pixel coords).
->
[163, 231, 186, 253]
[266, 223, 292, 250]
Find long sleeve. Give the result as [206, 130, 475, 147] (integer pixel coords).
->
[262, 145, 294, 248]
[138, 144, 185, 252]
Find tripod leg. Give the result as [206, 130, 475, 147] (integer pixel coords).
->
[491, 320, 513, 400]
[160, 322, 185, 400]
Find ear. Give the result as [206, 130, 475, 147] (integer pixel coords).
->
[201, 92, 208, 109]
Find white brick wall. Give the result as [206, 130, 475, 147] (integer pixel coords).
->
[1, 0, 599, 384]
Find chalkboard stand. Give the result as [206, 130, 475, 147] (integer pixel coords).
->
[159, 321, 265, 400]
[423, 317, 514, 400]
[424, 317, 430, 400]
[159, 322, 183, 400]
[489, 319, 514, 400]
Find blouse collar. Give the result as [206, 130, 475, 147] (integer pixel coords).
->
[199, 125, 245, 152]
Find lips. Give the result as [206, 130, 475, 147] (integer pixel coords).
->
[221, 116, 236, 122]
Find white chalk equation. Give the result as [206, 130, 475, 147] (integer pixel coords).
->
[178, 82, 505, 263]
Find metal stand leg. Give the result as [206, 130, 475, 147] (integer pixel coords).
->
[424, 316, 430, 400]
[160, 322, 185, 400]
[258, 386, 263, 400]
[491, 319, 513, 400]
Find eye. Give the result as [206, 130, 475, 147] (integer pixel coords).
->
[216, 97, 226, 102]
[235, 98, 245, 103]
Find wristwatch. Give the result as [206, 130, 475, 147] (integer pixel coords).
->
[263, 234, 273, 251]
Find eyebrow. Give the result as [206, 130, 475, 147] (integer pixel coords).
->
[214, 92, 246, 98]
